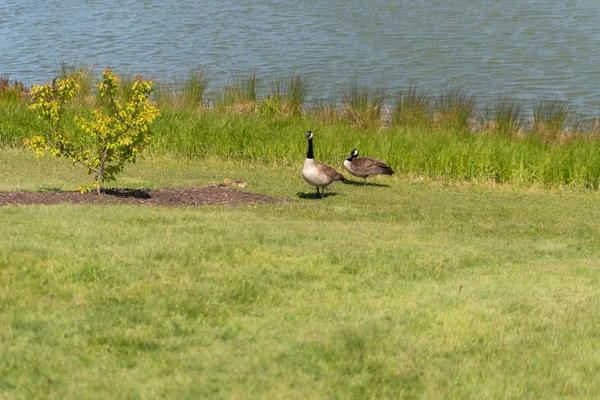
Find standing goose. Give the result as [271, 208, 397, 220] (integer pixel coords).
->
[343, 149, 394, 185]
[302, 130, 348, 199]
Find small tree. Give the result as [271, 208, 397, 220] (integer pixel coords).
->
[27, 67, 160, 194]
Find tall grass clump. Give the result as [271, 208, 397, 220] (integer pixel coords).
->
[393, 83, 433, 129]
[566, 115, 600, 137]
[0, 79, 41, 147]
[56, 62, 95, 102]
[261, 74, 309, 116]
[433, 86, 476, 131]
[152, 80, 177, 109]
[0, 77, 27, 104]
[218, 71, 261, 113]
[483, 98, 523, 137]
[532, 97, 575, 141]
[586, 116, 600, 137]
[179, 66, 212, 109]
[341, 81, 386, 129]
[117, 73, 138, 102]
[155, 68, 212, 110]
[308, 95, 344, 125]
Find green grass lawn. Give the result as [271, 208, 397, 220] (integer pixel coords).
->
[2, 149, 600, 399]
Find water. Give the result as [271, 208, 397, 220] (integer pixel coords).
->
[1, 0, 599, 113]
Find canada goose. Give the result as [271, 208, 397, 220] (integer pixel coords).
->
[343, 149, 394, 185]
[302, 130, 348, 199]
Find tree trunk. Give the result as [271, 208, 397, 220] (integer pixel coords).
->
[97, 146, 107, 195]
[96, 170, 102, 195]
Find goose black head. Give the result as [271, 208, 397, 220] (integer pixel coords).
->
[347, 148, 359, 161]
[305, 130, 313, 140]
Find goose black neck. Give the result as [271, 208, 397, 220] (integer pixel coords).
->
[306, 137, 314, 159]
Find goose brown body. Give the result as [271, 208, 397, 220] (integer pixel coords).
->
[302, 131, 348, 198]
[343, 149, 394, 185]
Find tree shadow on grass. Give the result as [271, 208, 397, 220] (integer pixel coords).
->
[103, 188, 151, 199]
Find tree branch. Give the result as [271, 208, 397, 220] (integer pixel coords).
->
[45, 136, 100, 174]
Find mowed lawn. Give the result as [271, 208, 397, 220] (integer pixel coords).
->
[2, 149, 600, 399]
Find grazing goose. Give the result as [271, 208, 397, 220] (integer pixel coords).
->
[302, 130, 348, 199]
[343, 149, 394, 185]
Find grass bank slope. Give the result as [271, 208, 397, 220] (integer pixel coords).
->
[3, 103, 600, 189]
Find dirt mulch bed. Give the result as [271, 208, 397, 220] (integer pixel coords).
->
[0, 185, 286, 207]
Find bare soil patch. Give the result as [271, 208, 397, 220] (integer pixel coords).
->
[0, 185, 286, 207]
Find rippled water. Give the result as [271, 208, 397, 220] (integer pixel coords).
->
[1, 0, 599, 112]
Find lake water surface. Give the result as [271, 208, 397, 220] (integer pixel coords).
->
[1, 0, 599, 113]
